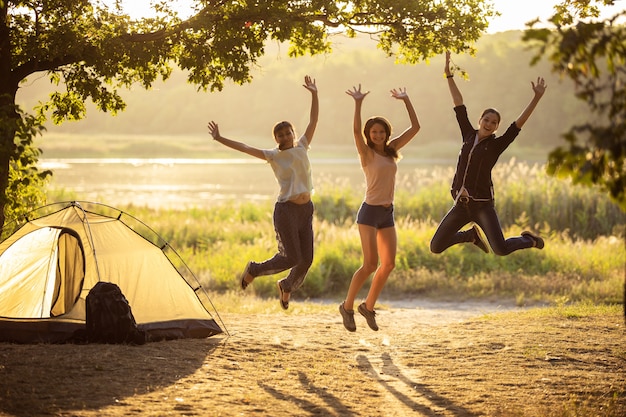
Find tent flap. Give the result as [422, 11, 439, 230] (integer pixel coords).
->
[0, 318, 84, 344]
[0, 318, 223, 344]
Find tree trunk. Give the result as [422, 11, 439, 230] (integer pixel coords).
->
[0, 93, 18, 230]
[0, 1, 14, 230]
[0, 37, 18, 231]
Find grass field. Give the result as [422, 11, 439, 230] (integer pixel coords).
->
[41, 160, 625, 308]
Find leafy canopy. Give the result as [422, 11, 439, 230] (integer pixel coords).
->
[6, 0, 495, 122]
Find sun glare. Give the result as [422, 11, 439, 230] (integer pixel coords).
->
[100, 0, 623, 33]
[487, 0, 622, 33]
[100, 0, 197, 19]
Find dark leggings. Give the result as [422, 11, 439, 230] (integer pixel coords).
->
[430, 199, 534, 256]
[248, 201, 314, 293]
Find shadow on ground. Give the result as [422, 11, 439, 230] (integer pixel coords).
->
[0, 337, 223, 416]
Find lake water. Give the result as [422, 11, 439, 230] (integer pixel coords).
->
[41, 157, 455, 209]
[42, 157, 453, 209]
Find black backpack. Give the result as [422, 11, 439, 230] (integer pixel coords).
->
[85, 282, 147, 344]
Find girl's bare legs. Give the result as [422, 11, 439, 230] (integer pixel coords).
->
[344, 225, 396, 310]
[344, 224, 379, 311]
[364, 226, 396, 310]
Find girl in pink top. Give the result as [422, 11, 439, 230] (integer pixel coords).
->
[339, 84, 420, 331]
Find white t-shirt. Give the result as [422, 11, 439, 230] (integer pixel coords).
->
[262, 135, 313, 202]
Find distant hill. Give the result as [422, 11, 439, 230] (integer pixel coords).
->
[17, 31, 587, 160]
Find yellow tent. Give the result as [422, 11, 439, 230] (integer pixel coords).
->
[0, 201, 224, 343]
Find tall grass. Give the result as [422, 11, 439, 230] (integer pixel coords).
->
[46, 161, 625, 306]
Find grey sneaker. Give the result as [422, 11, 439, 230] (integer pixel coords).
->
[522, 231, 544, 249]
[240, 261, 253, 290]
[339, 302, 356, 332]
[276, 281, 289, 310]
[471, 225, 489, 253]
[358, 303, 379, 331]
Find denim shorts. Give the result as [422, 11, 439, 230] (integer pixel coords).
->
[356, 202, 394, 229]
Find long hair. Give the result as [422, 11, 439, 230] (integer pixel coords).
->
[363, 117, 399, 159]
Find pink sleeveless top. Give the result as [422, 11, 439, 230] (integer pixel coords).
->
[362, 152, 397, 206]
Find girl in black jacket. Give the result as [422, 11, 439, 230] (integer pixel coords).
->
[430, 52, 547, 256]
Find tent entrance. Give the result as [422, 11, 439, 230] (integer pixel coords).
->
[50, 228, 86, 317]
[0, 227, 85, 319]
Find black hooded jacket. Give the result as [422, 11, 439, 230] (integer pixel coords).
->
[450, 105, 521, 201]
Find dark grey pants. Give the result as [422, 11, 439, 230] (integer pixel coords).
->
[248, 201, 314, 292]
[430, 199, 534, 256]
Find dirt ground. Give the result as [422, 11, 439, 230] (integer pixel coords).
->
[0, 301, 624, 417]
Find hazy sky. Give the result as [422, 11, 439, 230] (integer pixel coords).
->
[488, 0, 560, 32]
[115, 0, 622, 33]
[487, 0, 621, 32]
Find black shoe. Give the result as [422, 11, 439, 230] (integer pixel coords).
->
[339, 302, 356, 332]
[471, 225, 489, 254]
[522, 231, 545, 249]
[358, 303, 379, 331]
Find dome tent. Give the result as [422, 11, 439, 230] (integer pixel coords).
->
[0, 201, 225, 343]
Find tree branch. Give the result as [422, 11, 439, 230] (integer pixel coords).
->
[12, 52, 89, 86]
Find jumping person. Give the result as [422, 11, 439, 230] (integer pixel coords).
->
[430, 52, 547, 256]
[339, 84, 420, 332]
[207, 75, 318, 310]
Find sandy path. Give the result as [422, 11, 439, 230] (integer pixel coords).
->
[1, 301, 623, 417]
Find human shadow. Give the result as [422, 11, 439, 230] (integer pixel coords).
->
[0, 337, 224, 417]
[258, 371, 357, 417]
[356, 353, 478, 417]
